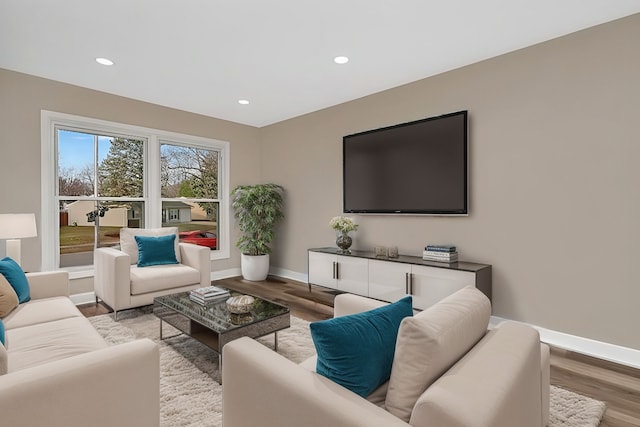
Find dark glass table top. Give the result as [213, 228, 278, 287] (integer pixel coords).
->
[154, 290, 289, 333]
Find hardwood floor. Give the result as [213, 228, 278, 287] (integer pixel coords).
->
[77, 300, 111, 317]
[551, 347, 640, 427]
[79, 275, 640, 426]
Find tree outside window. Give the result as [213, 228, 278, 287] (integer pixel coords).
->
[160, 143, 220, 250]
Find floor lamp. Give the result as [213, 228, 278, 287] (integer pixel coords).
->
[0, 213, 38, 268]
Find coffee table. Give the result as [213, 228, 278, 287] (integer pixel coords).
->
[153, 290, 290, 382]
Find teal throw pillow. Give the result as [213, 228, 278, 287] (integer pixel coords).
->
[134, 234, 179, 267]
[0, 257, 30, 303]
[0, 318, 5, 346]
[310, 296, 413, 398]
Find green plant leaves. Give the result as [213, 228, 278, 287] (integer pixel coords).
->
[231, 183, 284, 256]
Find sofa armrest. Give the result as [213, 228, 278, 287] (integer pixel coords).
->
[94, 247, 131, 312]
[334, 293, 388, 317]
[540, 343, 550, 427]
[26, 271, 69, 299]
[179, 243, 211, 286]
[410, 322, 543, 427]
[223, 337, 409, 427]
[0, 339, 159, 427]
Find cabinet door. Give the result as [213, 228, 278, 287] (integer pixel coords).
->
[410, 265, 475, 310]
[308, 251, 337, 289]
[369, 259, 410, 303]
[336, 256, 369, 296]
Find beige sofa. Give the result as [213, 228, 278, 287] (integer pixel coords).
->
[223, 287, 550, 427]
[0, 271, 160, 427]
[94, 227, 211, 319]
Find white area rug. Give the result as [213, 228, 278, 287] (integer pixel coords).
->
[89, 309, 605, 427]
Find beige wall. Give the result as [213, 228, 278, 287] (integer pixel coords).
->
[261, 14, 640, 350]
[0, 69, 261, 278]
[1, 14, 639, 351]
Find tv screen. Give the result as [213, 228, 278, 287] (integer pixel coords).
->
[343, 110, 468, 215]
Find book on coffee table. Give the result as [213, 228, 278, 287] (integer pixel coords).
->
[189, 286, 230, 304]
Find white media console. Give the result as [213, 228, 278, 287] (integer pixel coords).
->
[308, 247, 491, 310]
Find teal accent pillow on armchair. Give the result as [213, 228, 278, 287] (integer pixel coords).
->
[134, 234, 179, 267]
[310, 296, 413, 397]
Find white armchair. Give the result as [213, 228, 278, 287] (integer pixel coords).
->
[94, 227, 211, 319]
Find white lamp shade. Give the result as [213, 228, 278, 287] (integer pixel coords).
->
[0, 213, 38, 239]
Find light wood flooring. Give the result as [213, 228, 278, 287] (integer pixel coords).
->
[79, 275, 640, 427]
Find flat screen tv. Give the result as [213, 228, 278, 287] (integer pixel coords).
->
[343, 110, 468, 215]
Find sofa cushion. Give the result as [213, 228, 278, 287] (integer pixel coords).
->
[299, 354, 389, 408]
[130, 264, 201, 295]
[409, 322, 542, 427]
[0, 274, 19, 317]
[309, 296, 413, 398]
[120, 227, 181, 265]
[135, 234, 179, 267]
[6, 316, 107, 372]
[385, 287, 491, 421]
[3, 296, 83, 330]
[0, 257, 30, 303]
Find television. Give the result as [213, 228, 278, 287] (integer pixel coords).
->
[343, 110, 468, 215]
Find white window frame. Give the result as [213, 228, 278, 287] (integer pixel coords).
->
[41, 110, 230, 278]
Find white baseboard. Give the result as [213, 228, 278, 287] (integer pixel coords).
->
[491, 315, 640, 370]
[211, 268, 241, 281]
[70, 291, 97, 306]
[269, 268, 308, 284]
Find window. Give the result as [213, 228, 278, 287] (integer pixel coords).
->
[161, 142, 220, 250]
[57, 130, 145, 267]
[41, 111, 230, 275]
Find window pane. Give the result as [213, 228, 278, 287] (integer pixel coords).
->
[98, 137, 144, 197]
[162, 201, 218, 250]
[57, 130, 95, 197]
[59, 200, 144, 267]
[160, 144, 219, 199]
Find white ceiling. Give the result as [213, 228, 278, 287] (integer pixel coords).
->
[1, 1, 639, 127]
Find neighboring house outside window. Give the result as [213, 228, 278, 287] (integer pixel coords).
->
[162, 204, 190, 223]
[41, 111, 230, 276]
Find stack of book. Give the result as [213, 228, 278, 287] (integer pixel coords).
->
[189, 286, 230, 305]
[423, 244, 458, 263]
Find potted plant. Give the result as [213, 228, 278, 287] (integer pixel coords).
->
[231, 183, 285, 281]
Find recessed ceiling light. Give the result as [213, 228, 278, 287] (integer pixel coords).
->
[334, 56, 349, 64]
[95, 57, 114, 66]
[238, 99, 250, 105]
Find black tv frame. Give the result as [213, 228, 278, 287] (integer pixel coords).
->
[342, 110, 468, 216]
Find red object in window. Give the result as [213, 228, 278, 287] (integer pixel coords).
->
[178, 230, 217, 249]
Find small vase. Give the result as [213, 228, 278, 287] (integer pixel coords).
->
[336, 231, 353, 253]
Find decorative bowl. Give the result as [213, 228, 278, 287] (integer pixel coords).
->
[226, 295, 255, 314]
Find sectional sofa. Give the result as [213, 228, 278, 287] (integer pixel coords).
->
[0, 271, 160, 427]
[223, 287, 550, 427]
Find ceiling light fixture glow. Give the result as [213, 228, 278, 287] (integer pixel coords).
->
[95, 57, 114, 66]
[238, 99, 250, 105]
[334, 56, 349, 64]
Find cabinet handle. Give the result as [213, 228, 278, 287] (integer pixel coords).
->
[332, 261, 336, 279]
[409, 273, 413, 295]
[405, 272, 410, 295]
[335, 262, 339, 280]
